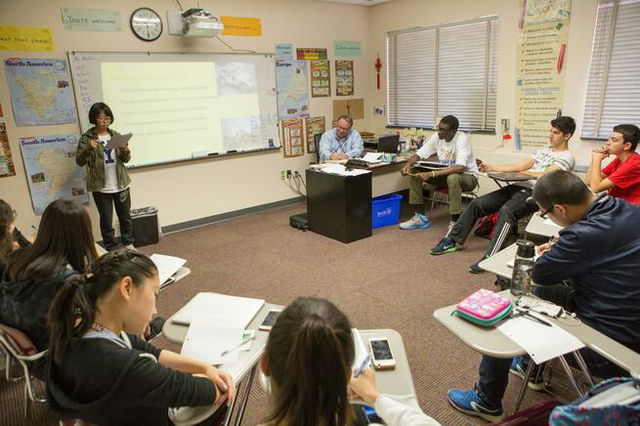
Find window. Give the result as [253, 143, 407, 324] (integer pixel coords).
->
[582, 0, 640, 139]
[387, 17, 499, 131]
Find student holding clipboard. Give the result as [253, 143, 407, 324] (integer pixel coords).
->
[76, 102, 134, 251]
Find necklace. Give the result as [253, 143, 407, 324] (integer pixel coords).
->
[91, 322, 115, 334]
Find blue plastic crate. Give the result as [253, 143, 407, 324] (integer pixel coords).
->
[371, 193, 403, 229]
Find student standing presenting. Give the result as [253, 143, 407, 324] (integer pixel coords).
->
[76, 102, 134, 250]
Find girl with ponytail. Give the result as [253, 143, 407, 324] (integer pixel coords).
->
[259, 297, 438, 426]
[47, 249, 235, 426]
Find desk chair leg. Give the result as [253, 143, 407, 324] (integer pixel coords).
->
[234, 365, 257, 426]
[513, 360, 536, 413]
[489, 222, 512, 257]
[558, 355, 586, 396]
[222, 380, 242, 426]
[572, 351, 595, 388]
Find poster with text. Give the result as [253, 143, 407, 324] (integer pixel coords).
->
[305, 117, 326, 153]
[335, 60, 354, 96]
[515, 0, 571, 149]
[19, 134, 88, 214]
[280, 119, 305, 157]
[310, 60, 330, 97]
[296, 48, 327, 60]
[275, 44, 310, 120]
[0, 123, 16, 178]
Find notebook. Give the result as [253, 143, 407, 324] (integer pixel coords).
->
[171, 292, 265, 327]
[150, 254, 186, 287]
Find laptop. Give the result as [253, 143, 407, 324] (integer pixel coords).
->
[377, 135, 400, 153]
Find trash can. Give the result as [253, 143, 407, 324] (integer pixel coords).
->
[371, 193, 403, 229]
[131, 207, 160, 247]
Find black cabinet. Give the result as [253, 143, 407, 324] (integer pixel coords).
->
[306, 169, 372, 243]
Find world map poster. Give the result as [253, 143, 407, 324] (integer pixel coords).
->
[20, 134, 88, 214]
[4, 58, 76, 126]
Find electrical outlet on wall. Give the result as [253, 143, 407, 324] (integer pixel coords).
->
[280, 170, 286, 180]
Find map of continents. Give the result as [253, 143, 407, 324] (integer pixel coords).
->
[20, 135, 88, 215]
[4, 58, 76, 126]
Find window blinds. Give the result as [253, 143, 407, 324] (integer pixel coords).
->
[387, 17, 499, 131]
[582, 0, 640, 139]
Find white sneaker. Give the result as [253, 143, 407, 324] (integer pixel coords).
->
[399, 213, 431, 230]
[124, 244, 136, 250]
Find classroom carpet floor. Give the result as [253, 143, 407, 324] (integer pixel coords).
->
[1, 199, 562, 426]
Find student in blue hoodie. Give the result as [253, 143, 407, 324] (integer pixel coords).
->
[447, 170, 640, 422]
[47, 250, 235, 425]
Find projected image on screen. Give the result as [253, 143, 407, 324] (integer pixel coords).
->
[216, 62, 256, 95]
[100, 61, 266, 167]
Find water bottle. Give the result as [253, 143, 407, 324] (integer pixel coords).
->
[510, 239, 535, 296]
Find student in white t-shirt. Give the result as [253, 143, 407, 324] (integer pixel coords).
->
[400, 115, 479, 230]
[76, 102, 134, 251]
[430, 116, 576, 274]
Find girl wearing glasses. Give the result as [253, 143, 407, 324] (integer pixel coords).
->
[76, 102, 134, 251]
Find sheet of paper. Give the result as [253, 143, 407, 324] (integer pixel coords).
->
[150, 253, 187, 285]
[171, 292, 265, 327]
[321, 163, 371, 176]
[180, 319, 244, 365]
[362, 152, 383, 163]
[497, 315, 585, 364]
[105, 132, 132, 150]
[352, 328, 371, 371]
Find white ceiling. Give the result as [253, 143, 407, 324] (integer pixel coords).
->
[313, 0, 393, 6]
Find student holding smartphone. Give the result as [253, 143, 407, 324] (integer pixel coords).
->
[46, 250, 235, 425]
[258, 297, 439, 426]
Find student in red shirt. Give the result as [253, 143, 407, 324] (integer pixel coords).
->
[586, 124, 640, 204]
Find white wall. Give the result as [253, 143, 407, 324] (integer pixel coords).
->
[0, 0, 371, 235]
[366, 0, 601, 167]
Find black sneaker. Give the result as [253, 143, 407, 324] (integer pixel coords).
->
[468, 259, 486, 274]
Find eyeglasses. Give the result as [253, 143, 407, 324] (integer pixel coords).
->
[539, 205, 555, 219]
[96, 116, 111, 122]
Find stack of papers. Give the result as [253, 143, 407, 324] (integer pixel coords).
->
[171, 292, 265, 326]
[150, 254, 186, 286]
[321, 163, 371, 176]
[361, 152, 384, 163]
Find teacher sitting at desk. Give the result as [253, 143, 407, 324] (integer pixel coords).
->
[76, 102, 134, 251]
[319, 115, 364, 162]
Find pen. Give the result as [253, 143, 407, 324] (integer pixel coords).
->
[220, 336, 256, 357]
[353, 355, 371, 378]
[519, 310, 552, 327]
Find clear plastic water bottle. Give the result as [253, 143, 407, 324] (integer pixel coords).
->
[510, 239, 535, 296]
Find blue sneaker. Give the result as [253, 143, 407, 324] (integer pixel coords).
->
[399, 213, 430, 230]
[430, 237, 457, 255]
[448, 388, 504, 422]
[510, 357, 547, 391]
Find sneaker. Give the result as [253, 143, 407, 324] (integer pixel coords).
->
[124, 244, 137, 251]
[468, 260, 486, 274]
[431, 237, 457, 255]
[447, 387, 504, 422]
[399, 213, 430, 230]
[510, 357, 548, 391]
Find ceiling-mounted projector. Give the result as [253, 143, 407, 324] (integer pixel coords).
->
[182, 8, 224, 37]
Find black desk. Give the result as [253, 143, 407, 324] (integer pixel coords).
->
[306, 169, 372, 243]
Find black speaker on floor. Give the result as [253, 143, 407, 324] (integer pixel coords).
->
[131, 207, 160, 247]
[289, 212, 309, 231]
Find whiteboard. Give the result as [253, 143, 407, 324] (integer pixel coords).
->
[68, 51, 279, 168]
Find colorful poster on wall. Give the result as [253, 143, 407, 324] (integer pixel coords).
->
[61, 8, 121, 32]
[335, 60, 354, 96]
[4, 58, 77, 126]
[334, 40, 361, 57]
[296, 48, 327, 60]
[275, 44, 310, 120]
[19, 134, 89, 214]
[0, 26, 54, 51]
[305, 117, 326, 153]
[280, 119, 305, 158]
[220, 16, 262, 36]
[0, 123, 16, 178]
[310, 60, 330, 98]
[514, 0, 571, 149]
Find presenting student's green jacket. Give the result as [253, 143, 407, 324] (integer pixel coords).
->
[76, 127, 131, 193]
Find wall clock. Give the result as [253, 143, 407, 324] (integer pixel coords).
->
[130, 7, 163, 41]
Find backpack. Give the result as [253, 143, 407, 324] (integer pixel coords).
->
[474, 212, 499, 239]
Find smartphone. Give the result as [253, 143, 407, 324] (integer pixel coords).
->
[368, 337, 396, 370]
[259, 309, 282, 331]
